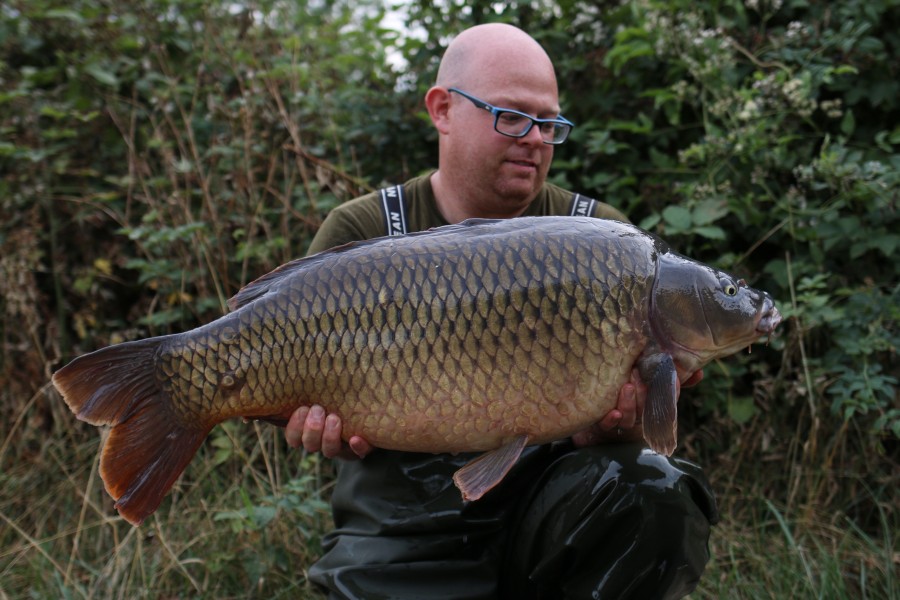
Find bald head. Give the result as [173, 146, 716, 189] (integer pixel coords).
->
[425, 24, 563, 222]
[436, 24, 557, 94]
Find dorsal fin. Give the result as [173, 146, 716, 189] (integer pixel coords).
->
[227, 219, 504, 311]
[228, 255, 314, 310]
[227, 239, 364, 310]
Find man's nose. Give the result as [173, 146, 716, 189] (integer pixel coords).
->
[518, 122, 545, 146]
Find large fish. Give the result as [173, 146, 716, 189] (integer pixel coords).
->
[53, 217, 781, 525]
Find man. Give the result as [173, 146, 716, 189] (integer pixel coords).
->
[285, 23, 718, 599]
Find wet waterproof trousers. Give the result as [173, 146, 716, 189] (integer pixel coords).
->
[309, 442, 719, 600]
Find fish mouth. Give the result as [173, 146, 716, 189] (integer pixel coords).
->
[756, 297, 783, 335]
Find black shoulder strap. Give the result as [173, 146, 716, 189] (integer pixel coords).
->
[569, 193, 597, 217]
[380, 184, 408, 236]
[382, 187, 591, 232]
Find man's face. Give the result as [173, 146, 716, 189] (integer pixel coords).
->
[445, 75, 560, 215]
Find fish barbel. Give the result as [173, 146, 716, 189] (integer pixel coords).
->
[52, 217, 782, 525]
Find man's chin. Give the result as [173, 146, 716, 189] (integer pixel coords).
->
[496, 178, 540, 203]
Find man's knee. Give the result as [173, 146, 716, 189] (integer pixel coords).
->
[502, 444, 718, 600]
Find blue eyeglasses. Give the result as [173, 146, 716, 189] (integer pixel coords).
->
[448, 88, 574, 145]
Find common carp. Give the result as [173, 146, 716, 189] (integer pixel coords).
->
[53, 217, 781, 525]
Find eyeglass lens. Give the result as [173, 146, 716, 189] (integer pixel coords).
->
[495, 112, 569, 143]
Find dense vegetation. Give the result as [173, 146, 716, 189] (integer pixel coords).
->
[1, 0, 896, 597]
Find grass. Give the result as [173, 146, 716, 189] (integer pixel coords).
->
[693, 498, 898, 599]
[0, 395, 333, 599]
[1, 384, 897, 599]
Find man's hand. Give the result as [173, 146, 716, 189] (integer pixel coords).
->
[571, 368, 704, 447]
[681, 369, 704, 388]
[284, 405, 373, 460]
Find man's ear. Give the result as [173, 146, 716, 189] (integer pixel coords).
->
[425, 86, 452, 134]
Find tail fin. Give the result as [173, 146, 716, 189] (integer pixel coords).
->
[52, 338, 213, 526]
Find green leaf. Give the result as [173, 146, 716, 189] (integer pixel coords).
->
[603, 28, 654, 74]
[728, 396, 758, 424]
[84, 63, 118, 87]
[840, 110, 855, 137]
[608, 113, 653, 134]
[694, 225, 727, 240]
[889, 125, 900, 145]
[639, 214, 662, 231]
[692, 199, 729, 226]
[44, 9, 85, 24]
[872, 234, 900, 257]
[662, 205, 692, 231]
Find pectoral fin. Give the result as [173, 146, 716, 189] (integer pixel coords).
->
[452, 435, 529, 501]
[638, 352, 679, 456]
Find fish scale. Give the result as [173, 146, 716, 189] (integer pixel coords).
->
[52, 216, 782, 524]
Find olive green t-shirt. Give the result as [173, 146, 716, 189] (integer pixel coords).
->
[307, 172, 628, 255]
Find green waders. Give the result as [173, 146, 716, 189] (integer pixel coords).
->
[309, 443, 718, 599]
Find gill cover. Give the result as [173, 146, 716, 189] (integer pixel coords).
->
[650, 252, 769, 372]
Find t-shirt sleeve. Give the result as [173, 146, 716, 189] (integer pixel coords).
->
[306, 194, 386, 256]
[591, 202, 630, 224]
[540, 183, 630, 224]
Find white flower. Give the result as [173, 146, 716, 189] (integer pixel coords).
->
[738, 99, 760, 120]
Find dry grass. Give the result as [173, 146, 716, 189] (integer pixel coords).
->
[0, 390, 333, 599]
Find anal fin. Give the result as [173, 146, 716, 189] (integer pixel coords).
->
[452, 435, 529, 502]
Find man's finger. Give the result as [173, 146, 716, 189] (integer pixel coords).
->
[597, 409, 623, 431]
[285, 406, 309, 448]
[301, 405, 326, 452]
[682, 369, 704, 388]
[617, 383, 637, 429]
[321, 414, 343, 458]
[348, 435, 374, 459]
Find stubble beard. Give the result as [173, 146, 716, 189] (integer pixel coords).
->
[491, 160, 546, 211]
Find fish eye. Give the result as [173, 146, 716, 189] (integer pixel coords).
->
[723, 281, 738, 296]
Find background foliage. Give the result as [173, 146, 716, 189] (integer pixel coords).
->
[1, 0, 897, 597]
